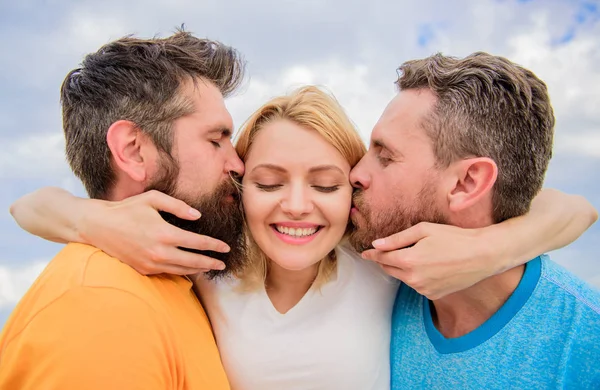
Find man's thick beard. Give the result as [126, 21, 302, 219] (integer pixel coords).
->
[348, 184, 447, 252]
[146, 157, 247, 279]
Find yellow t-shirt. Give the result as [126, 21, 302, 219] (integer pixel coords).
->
[0, 243, 230, 390]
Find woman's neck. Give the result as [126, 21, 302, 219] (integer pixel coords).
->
[265, 261, 320, 314]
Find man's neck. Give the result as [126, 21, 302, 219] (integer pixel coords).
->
[106, 176, 146, 201]
[430, 264, 525, 339]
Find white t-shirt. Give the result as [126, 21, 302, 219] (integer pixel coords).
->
[198, 242, 400, 390]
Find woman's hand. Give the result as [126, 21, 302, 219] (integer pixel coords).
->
[10, 187, 232, 275]
[79, 190, 232, 275]
[361, 189, 598, 300]
[362, 222, 493, 300]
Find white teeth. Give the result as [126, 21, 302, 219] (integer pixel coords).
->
[275, 225, 318, 237]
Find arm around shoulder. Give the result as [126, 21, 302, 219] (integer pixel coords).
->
[484, 188, 598, 274]
[9, 187, 104, 244]
[0, 286, 175, 390]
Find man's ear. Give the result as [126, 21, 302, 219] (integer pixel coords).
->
[106, 120, 155, 183]
[446, 157, 498, 213]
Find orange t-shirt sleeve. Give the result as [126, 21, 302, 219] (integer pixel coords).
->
[0, 286, 176, 390]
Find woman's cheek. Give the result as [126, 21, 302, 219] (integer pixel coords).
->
[241, 188, 265, 227]
[322, 190, 352, 231]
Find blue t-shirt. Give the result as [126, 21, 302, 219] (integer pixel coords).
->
[390, 255, 600, 389]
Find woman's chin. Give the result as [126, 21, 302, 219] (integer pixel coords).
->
[266, 247, 332, 273]
[270, 257, 323, 272]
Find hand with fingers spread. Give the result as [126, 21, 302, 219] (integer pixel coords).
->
[361, 222, 489, 300]
[361, 189, 598, 300]
[79, 190, 233, 275]
[10, 187, 232, 275]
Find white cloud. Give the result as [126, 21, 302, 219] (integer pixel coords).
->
[503, 11, 600, 158]
[0, 261, 48, 309]
[0, 133, 68, 179]
[0, 8, 131, 91]
[228, 61, 394, 142]
[555, 132, 600, 158]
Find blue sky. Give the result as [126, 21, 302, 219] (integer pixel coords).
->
[1, 0, 599, 327]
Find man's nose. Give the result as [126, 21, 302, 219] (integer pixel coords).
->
[349, 159, 370, 190]
[225, 148, 245, 177]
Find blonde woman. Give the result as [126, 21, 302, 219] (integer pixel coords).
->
[10, 86, 596, 389]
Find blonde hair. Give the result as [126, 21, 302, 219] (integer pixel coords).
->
[235, 86, 366, 290]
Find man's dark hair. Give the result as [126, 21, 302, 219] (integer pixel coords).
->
[61, 30, 245, 199]
[396, 52, 555, 222]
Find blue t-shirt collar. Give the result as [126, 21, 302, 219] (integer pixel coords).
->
[423, 256, 542, 354]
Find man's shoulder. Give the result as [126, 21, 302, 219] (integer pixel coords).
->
[46, 243, 159, 295]
[24, 243, 178, 318]
[0, 266, 180, 390]
[538, 255, 600, 317]
[392, 282, 423, 319]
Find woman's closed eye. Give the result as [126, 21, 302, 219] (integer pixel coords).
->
[255, 183, 341, 193]
[312, 185, 340, 193]
[255, 183, 283, 192]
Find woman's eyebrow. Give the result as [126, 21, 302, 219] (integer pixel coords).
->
[308, 165, 345, 175]
[250, 164, 287, 174]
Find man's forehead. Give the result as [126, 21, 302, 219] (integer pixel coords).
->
[369, 99, 402, 147]
[371, 89, 436, 144]
[389, 89, 436, 122]
[184, 80, 234, 133]
[185, 105, 233, 134]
